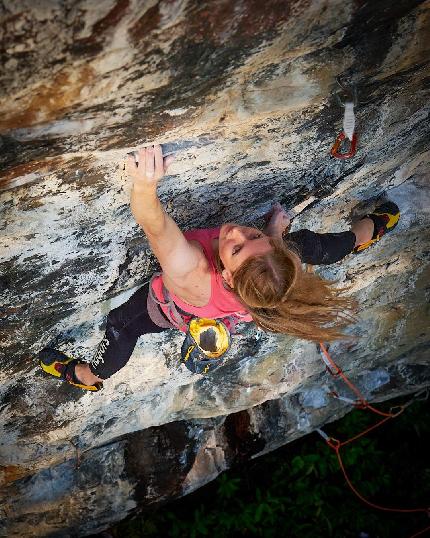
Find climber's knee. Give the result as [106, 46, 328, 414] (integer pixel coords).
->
[106, 306, 127, 332]
[105, 284, 150, 332]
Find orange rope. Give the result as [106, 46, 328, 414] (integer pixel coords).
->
[331, 441, 429, 514]
[319, 343, 401, 418]
[337, 414, 393, 447]
[317, 342, 430, 534]
[409, 524, 430, 538]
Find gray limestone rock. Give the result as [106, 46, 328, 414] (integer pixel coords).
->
[0, 0, 429, 536]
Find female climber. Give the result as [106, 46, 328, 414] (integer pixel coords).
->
[38, 145, 400, 391]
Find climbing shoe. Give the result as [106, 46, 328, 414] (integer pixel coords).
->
[353, 201, 400, 253]
[38, 347, 103, 391]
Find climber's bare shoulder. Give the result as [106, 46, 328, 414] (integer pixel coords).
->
[162, 240, 212, 306]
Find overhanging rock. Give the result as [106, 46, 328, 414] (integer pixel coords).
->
[1, 0, 429, 536]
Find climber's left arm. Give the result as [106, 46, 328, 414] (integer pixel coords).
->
[127, 145, 205, 279]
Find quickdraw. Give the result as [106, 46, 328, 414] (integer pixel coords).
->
[330, 77, 358, 159]
[316, 342, 430, 537]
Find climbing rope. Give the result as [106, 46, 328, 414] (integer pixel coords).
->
[316, 343, 430, 536]
[319, 342, 404, 418]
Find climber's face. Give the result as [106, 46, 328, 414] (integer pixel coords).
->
[218, 224, 272, 288]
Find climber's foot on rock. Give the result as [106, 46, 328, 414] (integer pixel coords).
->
[38, 348, 103, 392]
[352, 201, 400, 253]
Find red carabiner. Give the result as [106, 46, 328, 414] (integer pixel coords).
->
[330, 131, 358, 159]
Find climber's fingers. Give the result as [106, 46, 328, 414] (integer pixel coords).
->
[154, 144, 164, 178]
[126, 145, 172, 185]
[264, 202, 283, 223]
[144, 146, 155, 178]
[163, 154, 175, 172]
[125, 153, 140, 178]
[274, 205, 290, 221]
[270, 202, 283, 214]
[265, 203, 291, 235]
[137, 147, 145, 173]
[274, 210, 291, 229]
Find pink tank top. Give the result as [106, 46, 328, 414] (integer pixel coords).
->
[150, 227, 253, 331]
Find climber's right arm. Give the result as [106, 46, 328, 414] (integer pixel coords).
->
[128, 146, 204, 279]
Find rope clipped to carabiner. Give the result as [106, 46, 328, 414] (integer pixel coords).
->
[316, 342, 430, 537]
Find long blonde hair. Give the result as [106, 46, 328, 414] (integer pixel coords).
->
[218, 237, 357, 342]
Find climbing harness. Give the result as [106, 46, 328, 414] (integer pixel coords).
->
[149, 273, 190, 332]
[330, 77, 358, 159]
[316, 342, 430, 537]
[149, 273, 237, 374]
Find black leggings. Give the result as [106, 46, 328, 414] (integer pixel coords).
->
[89, 229, 356, 379]
[289, 229, 356, 265]
[89, 283, 165, 379]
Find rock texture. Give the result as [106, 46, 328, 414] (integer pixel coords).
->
[1, 0, 429, 536]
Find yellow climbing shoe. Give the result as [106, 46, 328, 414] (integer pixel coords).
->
[353, 201, 400, 253]
[38, 348, 103, 391]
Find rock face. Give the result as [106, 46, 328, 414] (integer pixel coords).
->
[1, 0, 429, 536]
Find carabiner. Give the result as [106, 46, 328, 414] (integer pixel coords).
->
[331, 130, 358, 159]
[316, 429, 341, 450]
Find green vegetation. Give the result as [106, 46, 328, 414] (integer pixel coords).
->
[112, 398, 429, 538]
